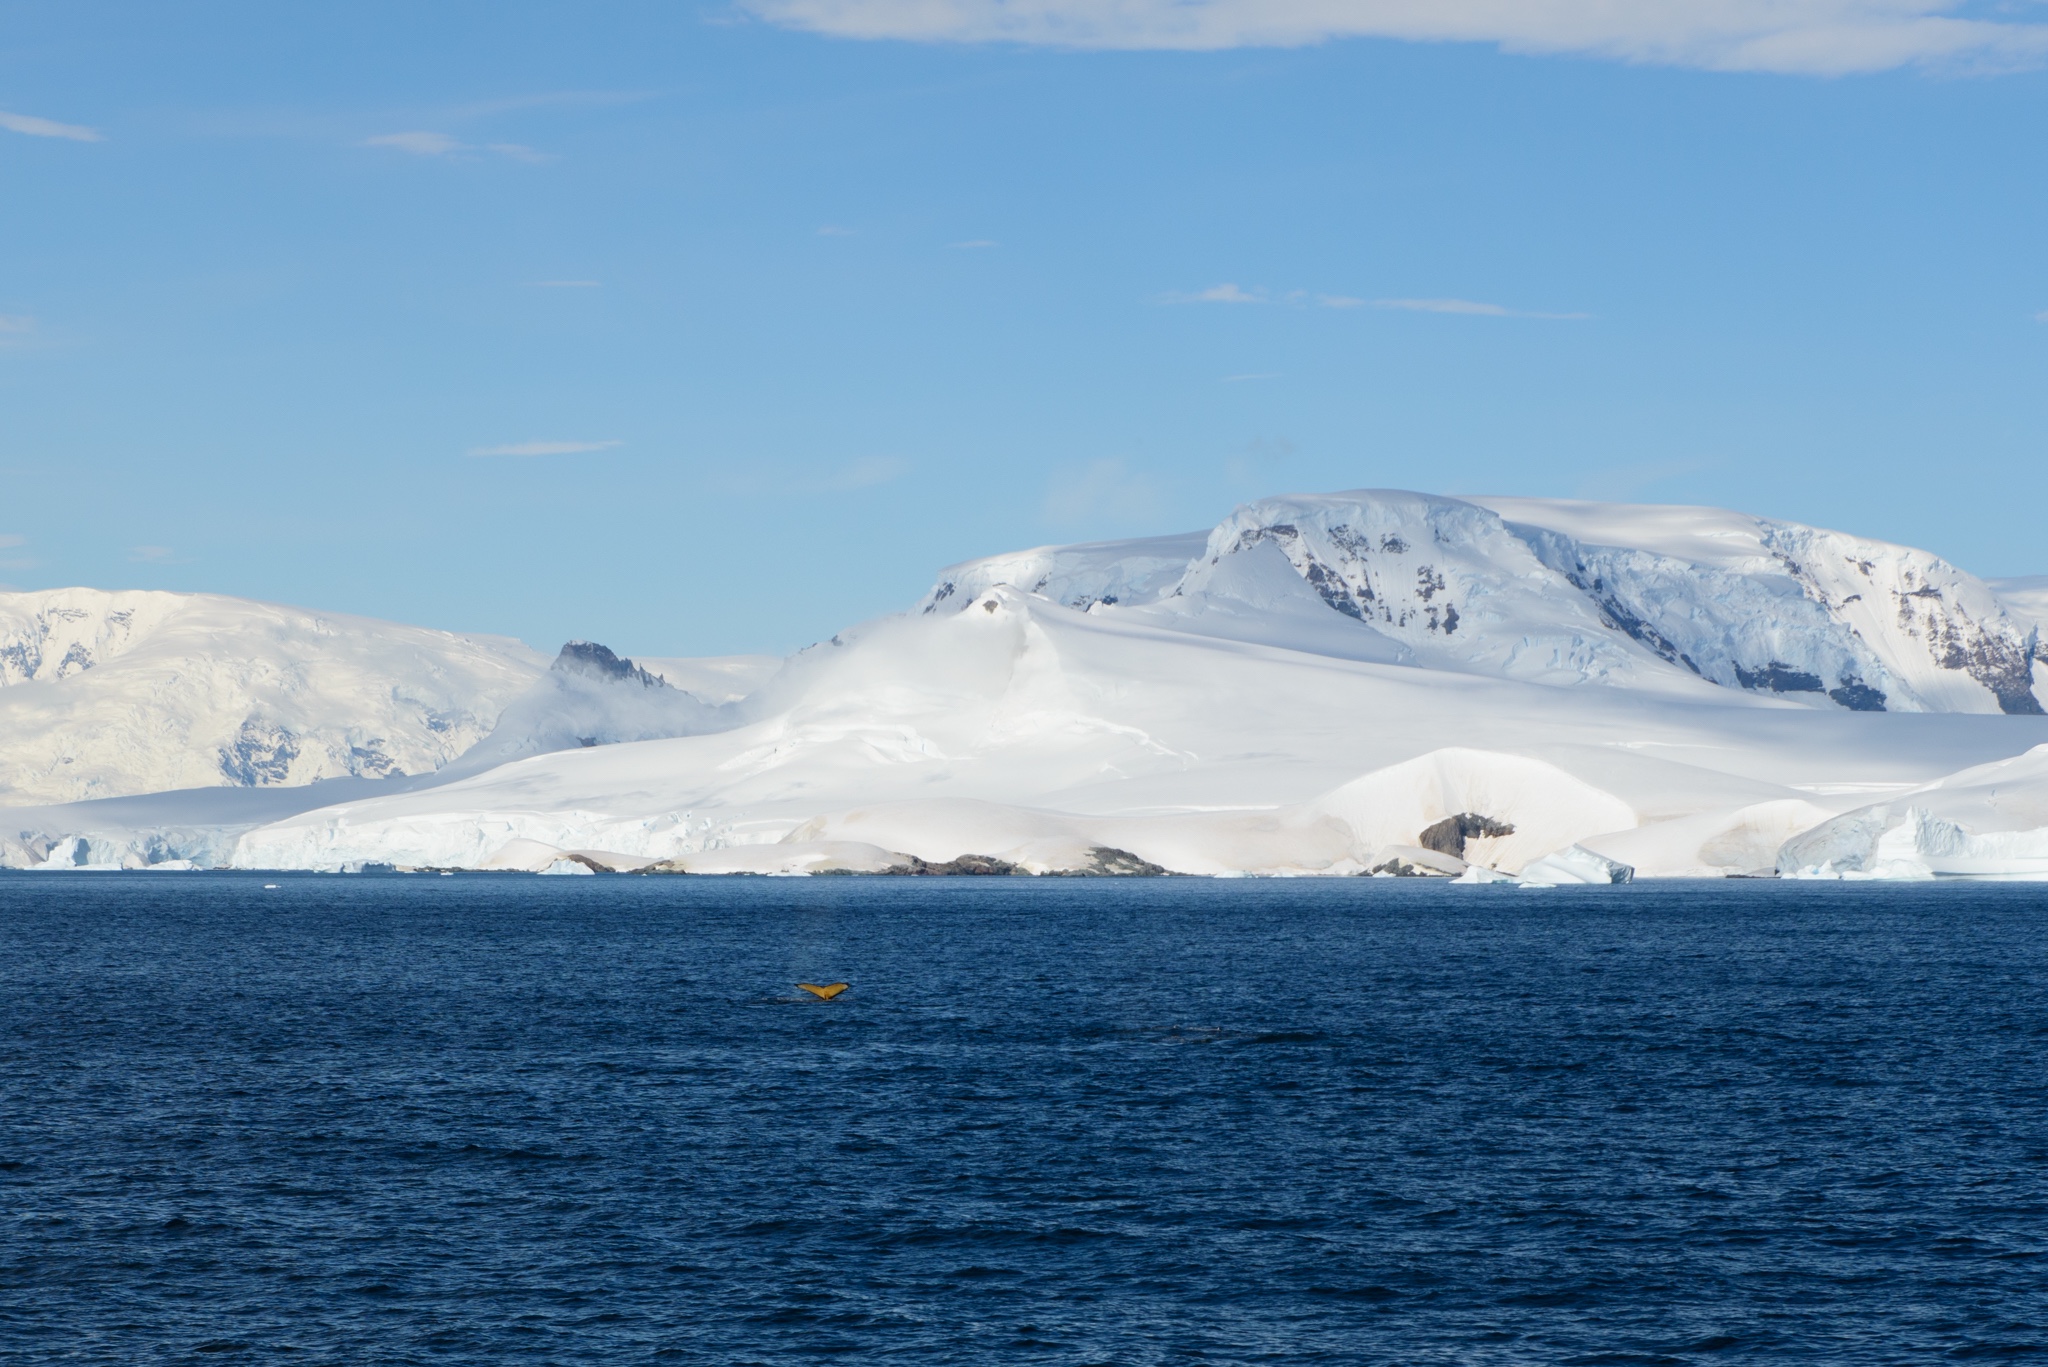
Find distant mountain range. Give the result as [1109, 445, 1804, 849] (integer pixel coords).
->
[6, 491, 2047, 880]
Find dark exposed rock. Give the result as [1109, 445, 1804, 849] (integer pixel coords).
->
[347, 739, 399, 777]
[1879, 573, 2043, 713]
[1828, 680, 1887, 712]
[1301, 558, 1366, 620]
[1925, 620, 2043, 715]
[881, 853, 1025, 876]
[219, 719, 300, 786]
[1369, 856, 1452, 877]
[553, 640, 667, 689]
[1734, 661, 1825, 694]
[1041, 846, 1169, 877]
[1419, 812, 1515, 859]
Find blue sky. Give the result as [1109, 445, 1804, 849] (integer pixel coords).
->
[3, 0, 2045, 656]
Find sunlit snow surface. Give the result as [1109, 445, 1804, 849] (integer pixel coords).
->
[0, 589, 546, 805]
[10, 491, 2048, 878]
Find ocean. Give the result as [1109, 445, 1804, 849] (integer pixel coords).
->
[2, 873, 2043, 1363]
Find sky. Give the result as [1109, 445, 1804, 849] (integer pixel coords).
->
[2, 0, 2045, 658]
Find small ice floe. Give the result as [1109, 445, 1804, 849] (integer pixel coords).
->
[1451, 865, 1519, 885]
[1519, 845, 1635, 886]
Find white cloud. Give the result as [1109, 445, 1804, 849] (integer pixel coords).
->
[741, 0, 2048, 75]
[823, 455, 912, 490]
[364, 132, 547, 161]
[0, 110, 102, 141]
[1161, 283, 1265, 304]
[486, 142, 553, 164]
[0, 315, 33, 334]
[468, 439, 623, 457]
[365, 131, 464, 156]
[2036, 309, 2048, 322]
[1375, 297, 1589, 319]
[129, 545, 178, 564]
[0, 534, 24, 549]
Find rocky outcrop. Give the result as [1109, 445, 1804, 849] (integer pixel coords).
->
[553, 641, 668, 689]
[1418, 812, 1516, 859]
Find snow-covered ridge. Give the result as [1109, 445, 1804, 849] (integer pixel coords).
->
[925, 490, 2044, 715]
[0, 588, 547, 805]
[1992, 577, 2048, 630]
[12, 489, 2048, 880]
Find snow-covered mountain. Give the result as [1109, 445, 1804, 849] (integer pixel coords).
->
[924, 491, 2046, 714]
[0, 589, 548, 804]
[1993, 576, 2048, 630]
[11, 490, 2048, 879]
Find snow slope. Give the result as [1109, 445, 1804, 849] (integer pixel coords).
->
[1776, 744, 2048, 879]
[223, 582, 2048, 878]
[12, 490, 2048, 877]
[1992, 576, 2048, 630]
[0, 589, 547, 804]
[1474, 497, 2043, 714]
[930, 490, 2043, 714]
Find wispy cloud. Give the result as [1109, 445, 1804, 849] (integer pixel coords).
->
[0, 315, 33, 334]
[742, 0, 2048, 76]
[0, 110, 102, 142]
[485, 142, 552, 164]
[950, 239, 998, 249]
[1160, 283, 1264, 305]
[816, 224, 856, 236]
[0, 534, 24, 549]
[531, 280, 602, 289]
[363, 131, 550, 161]
[469, 439, 623, 457]
[129, 545, 180, 564]
[0, 533, 34, 571]
[1044, 458, 1162, 524]
[713, 455, 914, 495]
[2036, 310, 2048, 323]
[1374, 297, 1590, 320]
[365, 130, 463, 156]
[821, 455, 912, 490]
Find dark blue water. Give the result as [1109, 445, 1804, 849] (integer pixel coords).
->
[2, 875, 2045, 1364]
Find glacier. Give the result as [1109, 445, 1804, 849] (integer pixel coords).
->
[9, 489, 2048, 879]
[0, 588, 547, 805]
